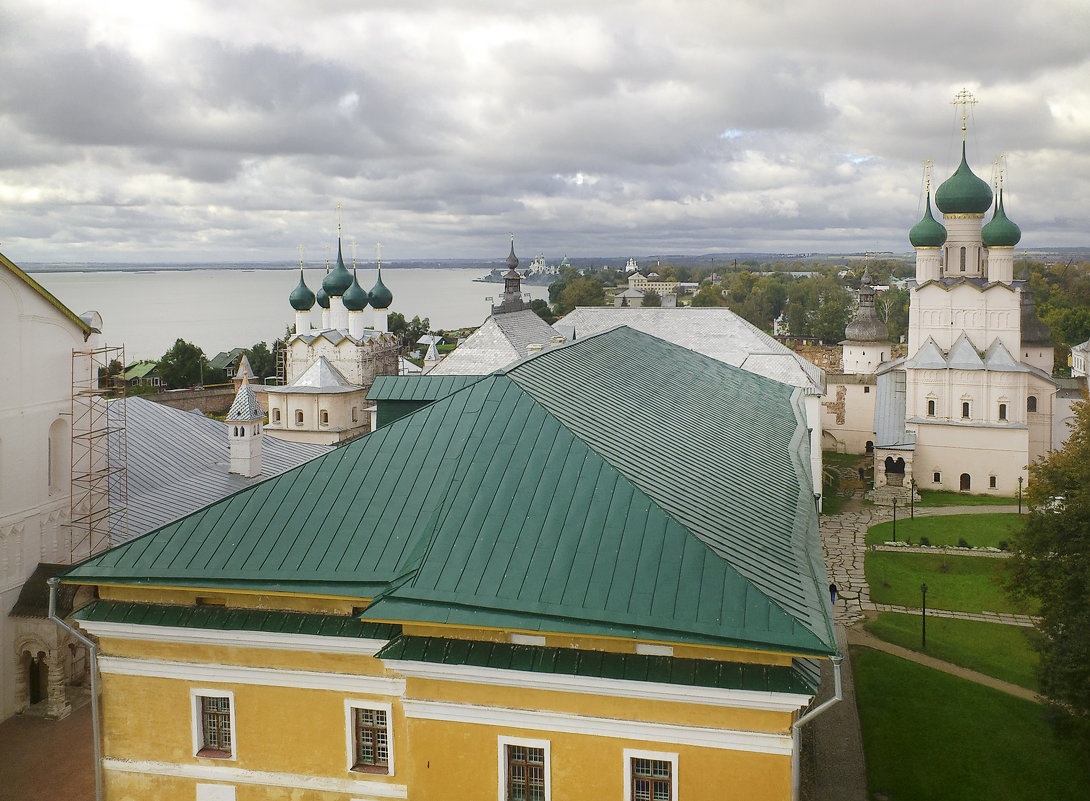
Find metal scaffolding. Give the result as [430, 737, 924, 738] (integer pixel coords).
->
[67, 345, 128, 563]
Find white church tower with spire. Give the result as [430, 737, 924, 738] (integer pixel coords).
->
[873, 90, 1058, 497]
[226, 364, 265, 478]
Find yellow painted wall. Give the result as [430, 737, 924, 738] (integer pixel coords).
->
[405, 717, 791, 801]
[406, 676, 793, 734]
[97, 585, 365, 615]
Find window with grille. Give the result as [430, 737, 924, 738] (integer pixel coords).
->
[352, 707, 389, 773]
[498, 738, 549, 801]
[631, 757, 672, 801]
[506, 745, 545, 801]
[194, 694, 233, 758]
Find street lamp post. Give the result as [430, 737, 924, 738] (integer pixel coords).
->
[911, 478, 916, 519]
[892, 498, 897, 541]
[1018, 476, 1024, 514]
[921, 583, 928, 649]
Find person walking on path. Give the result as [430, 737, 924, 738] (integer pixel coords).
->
[829, 582, 839, 605]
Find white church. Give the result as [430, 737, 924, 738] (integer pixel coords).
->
[825, 95, 1081, 497]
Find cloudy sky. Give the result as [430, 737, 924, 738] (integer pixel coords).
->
[2, 0, 1088, 263]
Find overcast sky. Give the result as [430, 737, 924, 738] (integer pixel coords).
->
[2, 0, 1088, 263]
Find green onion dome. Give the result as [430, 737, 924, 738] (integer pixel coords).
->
[368, 267, 393, 310]
[316, 265, 330, 309]
[909, 191, 948, 248]
[935, 143, 993, 214]
[343, 269, 369, 311]
[981, 190, 1021, 248]
[289, 268, 316, 311]
[322, 239, 354, 297]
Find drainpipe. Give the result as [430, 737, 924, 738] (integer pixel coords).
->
[790, 653, 843, 801]
[48, 577, 103, 801]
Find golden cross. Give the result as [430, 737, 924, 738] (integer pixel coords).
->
[324, 243, 330, 270]
[951, 88, 978, 139]
[923, 159, 933, 194]
[376, 242, 383, 269]
[298, 244, 304, 269]
[336, 202, 343, 236]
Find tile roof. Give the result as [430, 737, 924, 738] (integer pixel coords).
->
[426, 310, 562, 375]
[111, 396, 330, 541]
[225, 381, 264, 422]
[557, 307, 825, 394]
[66, 328, 834, 657]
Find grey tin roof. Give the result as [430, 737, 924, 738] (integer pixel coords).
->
[265, 356, 359, 395]
[112, 396, 330, 540]
[427, 310, 563, 376]
[873, 359, 915, 450]
[558, 307, 824, 394]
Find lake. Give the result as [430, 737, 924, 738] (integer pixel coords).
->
[30, 267, 550, 361]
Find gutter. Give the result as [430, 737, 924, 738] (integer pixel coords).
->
[791, 653, 843, 801]
[48, 578, 103, 801]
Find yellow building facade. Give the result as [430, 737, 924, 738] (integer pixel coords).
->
[64, 328, 838, 801]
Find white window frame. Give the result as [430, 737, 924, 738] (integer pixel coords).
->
[623, 748, 678, 801]
[345, 700, 394, 775]
[498, 735, 551, 801]
[191, 688, 236, 760]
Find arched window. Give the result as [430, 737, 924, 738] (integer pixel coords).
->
[927, 399, 936, 416]
[295, 410, 304, 425]
[320, 410, 329, 426]
[998, 403, 1007, 421]
[271, 408, 281, 424]
[960, 473, 971, 491]
[1028, 396, 1038, 413]
[960, 247, 966, 271]
[962, 401, 970, 419]
[351, 407, 358, 423]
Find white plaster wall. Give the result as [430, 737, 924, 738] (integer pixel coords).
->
[821, 382, 876, 454]
[941, 215, 985, 279]
[0, 266, 97, 719]
[907, 283, 1020, 356]
[914, 422, 1029, 494]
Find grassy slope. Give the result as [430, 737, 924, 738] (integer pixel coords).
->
[853, 648, 1088, 800]
[916, 490, 1017, 507]
[866, 513, 1023, 548]
[865, 552, 1034, 614]
[864, 612, 1040, 691]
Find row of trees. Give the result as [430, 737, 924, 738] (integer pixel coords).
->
[156, 339, 279, 390]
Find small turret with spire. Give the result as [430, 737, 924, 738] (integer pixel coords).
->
[841, 255, 892, 374]
[226, 369, 264, 477]
[495, 233, 528, 314]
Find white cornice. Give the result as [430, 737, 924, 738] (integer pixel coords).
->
[402, 699, 795, 756]
[78, 620, 388, 656]
[382, 659, 811, 713]
[98, 656, 405, 696]
[103, 759, 406, 799]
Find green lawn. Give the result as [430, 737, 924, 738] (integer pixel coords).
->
[866, 513, 1023, 548]
[863, 612, 1040, 690]
[917, 489, 1018, 507]
[852, 648, 1088, 800]
[865, 551, 1033, 614]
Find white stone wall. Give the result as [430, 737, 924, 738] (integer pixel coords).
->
[907, 283, 1020, 357]
[0, 264, 98, 719]
[913, 422, 1028, 495]
[820, 380, 877, 455]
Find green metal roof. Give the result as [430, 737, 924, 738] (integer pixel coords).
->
[377, 635, 819, 694]
[368, 375, 484, 402]
[63, 327, 835, 657]
[123, 361, 159, 381]
[73, 599, 401, 640]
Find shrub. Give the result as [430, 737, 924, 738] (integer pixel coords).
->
[919, 536, 931, 547]
[958, 537, 970, 548]
[998, 540, 1010, 551]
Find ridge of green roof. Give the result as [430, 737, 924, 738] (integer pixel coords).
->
[74, 599, 401, 639]
[63, 326, 835, 657]
[1, 251, 93, 336]
[376, 635, 819, 694]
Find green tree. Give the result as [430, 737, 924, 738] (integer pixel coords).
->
[158, 339, 209, 389]
[641, 289, 662, 307]
[1009, 398, 1090, 741]
[246, 342, 277, 380]
[555, 277, 606, 315]
[876, 286, 910, 343]
[530, 298, 557, 324]
[691, 285, 725, 307]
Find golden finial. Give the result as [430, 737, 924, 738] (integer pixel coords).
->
[324, 243, 330, 270]
[997, 152, 1006, 190]
[509, 231, 514, 242]
[298, 244, 304, 269]
[923, 159, 933, 194]
[951, 88, 978, 140]
[376, 242, 383, 270]
[351, 239, 357, 269]
[336, 202, 343, 237]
